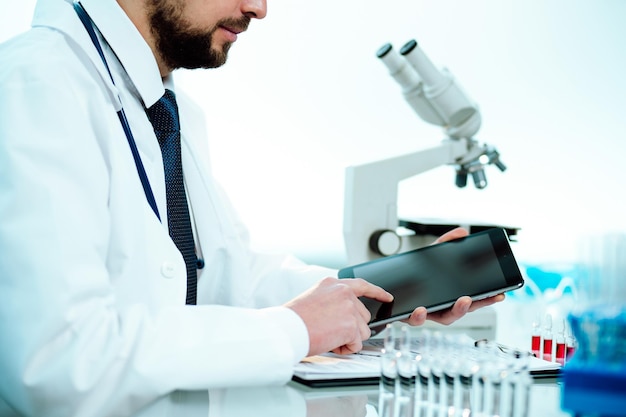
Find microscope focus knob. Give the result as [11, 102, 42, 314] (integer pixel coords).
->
[369, 229, 402, 257]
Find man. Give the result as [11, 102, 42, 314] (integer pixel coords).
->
[0, 0, 503, 416]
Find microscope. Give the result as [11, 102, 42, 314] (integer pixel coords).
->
[343, 40, 514, 340]
[343, 39, 512, 266]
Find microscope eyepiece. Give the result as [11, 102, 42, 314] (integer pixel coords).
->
[376, 43, 393, 58]
[399, 39, 418, 55]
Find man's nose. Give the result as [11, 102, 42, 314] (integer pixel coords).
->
[242, 0, 267, 19]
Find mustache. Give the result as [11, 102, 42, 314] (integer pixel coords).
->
[217, 16, 251, 34]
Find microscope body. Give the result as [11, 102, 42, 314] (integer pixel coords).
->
[343, 138, 469, 265]
[342, 39, 510, 340]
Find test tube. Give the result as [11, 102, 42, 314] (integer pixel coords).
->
[555, 319, 567, 366]
[495, 368, 512, 417]
[487, 351, 506, 416]
[417, 331, 438, 413]
[531, 314, 542, 358]
[459, 346, 480, 417]
[474, 340, 493, 415]
[542, 313, 554, 362]
[431, 357, 447, 413]
[429, 333, 444, 409]
[443, 335, 466, 416]
[416, 356, 433, 416]
[412, 329, 429, 411]
[565, 322, 577, 362]
[511, 351, 532, 417]
[396, 325, 417, 417]
[379, 324, 399, 417]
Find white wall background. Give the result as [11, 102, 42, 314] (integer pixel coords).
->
[3, 0, 626, 269]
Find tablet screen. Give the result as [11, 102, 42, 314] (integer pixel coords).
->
[339, 229, 523, 327]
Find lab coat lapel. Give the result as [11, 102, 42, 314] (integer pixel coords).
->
[180, 129, 220, 256]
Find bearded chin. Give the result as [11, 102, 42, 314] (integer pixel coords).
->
[160, 31, 230, 70]
[149, 5, 230, 70]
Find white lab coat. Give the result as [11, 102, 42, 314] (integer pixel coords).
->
[0, 0, 335, 416]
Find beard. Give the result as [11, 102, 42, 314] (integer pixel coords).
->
[147, 0, 250, 70]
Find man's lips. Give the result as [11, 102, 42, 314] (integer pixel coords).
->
[221, 25, 244, 35]
[218, 26, 239, 42]
[218, 23, 248, 42]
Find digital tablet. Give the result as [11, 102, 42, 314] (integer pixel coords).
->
[338, 228, 524, 332]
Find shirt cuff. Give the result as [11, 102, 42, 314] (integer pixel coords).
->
[261, 306, 309, 364]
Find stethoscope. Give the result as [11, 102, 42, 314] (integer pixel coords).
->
[73, 1, 161, 221]
[74, 1, 205, 273]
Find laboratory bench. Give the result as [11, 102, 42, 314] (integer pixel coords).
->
[0, 374, 572, 417]
[115, 377, 571, 417]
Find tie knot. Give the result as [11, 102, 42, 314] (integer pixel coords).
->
[147, 89, 180, 132]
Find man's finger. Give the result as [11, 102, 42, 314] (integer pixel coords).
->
[426, 296, 472, 325]
[432, 227, 468, 244]
[407, 306, 428, 326]
[340, 278, 394, 302]
[355, 297, 372, 324]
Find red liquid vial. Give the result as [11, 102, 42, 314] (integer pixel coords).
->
[542, 314, 553, 362]
[543, 337, 553, 361]
[566, 345, 576, 361]
[531, 335, 541, 358]
[555, 319, 567, 365]
[555, 342, 566, 365]
[531, 313, 542, 357]
[565, 321, 577, 362]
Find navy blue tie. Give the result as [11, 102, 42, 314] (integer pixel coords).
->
[147, 89, 197, 305]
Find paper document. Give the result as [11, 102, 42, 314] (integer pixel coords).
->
[294, 351, 381, 380]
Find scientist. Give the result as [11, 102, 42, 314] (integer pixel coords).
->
[0, 0, 504, 416]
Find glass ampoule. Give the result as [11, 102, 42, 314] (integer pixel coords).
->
[542, 313, 554, 362]
[555, 319, 567, 366]
[531, 313, 542, 358]
[565, 321, 577, 362]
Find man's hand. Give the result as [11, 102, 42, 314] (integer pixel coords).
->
[405, 227, 506, 327]
[285, 277, 393, 356]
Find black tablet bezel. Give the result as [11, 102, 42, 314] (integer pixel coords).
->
[338, 228, 524, 331]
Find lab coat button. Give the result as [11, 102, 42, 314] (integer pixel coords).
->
[196, 258, 205, 269]
[161, 262, 176, 278]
